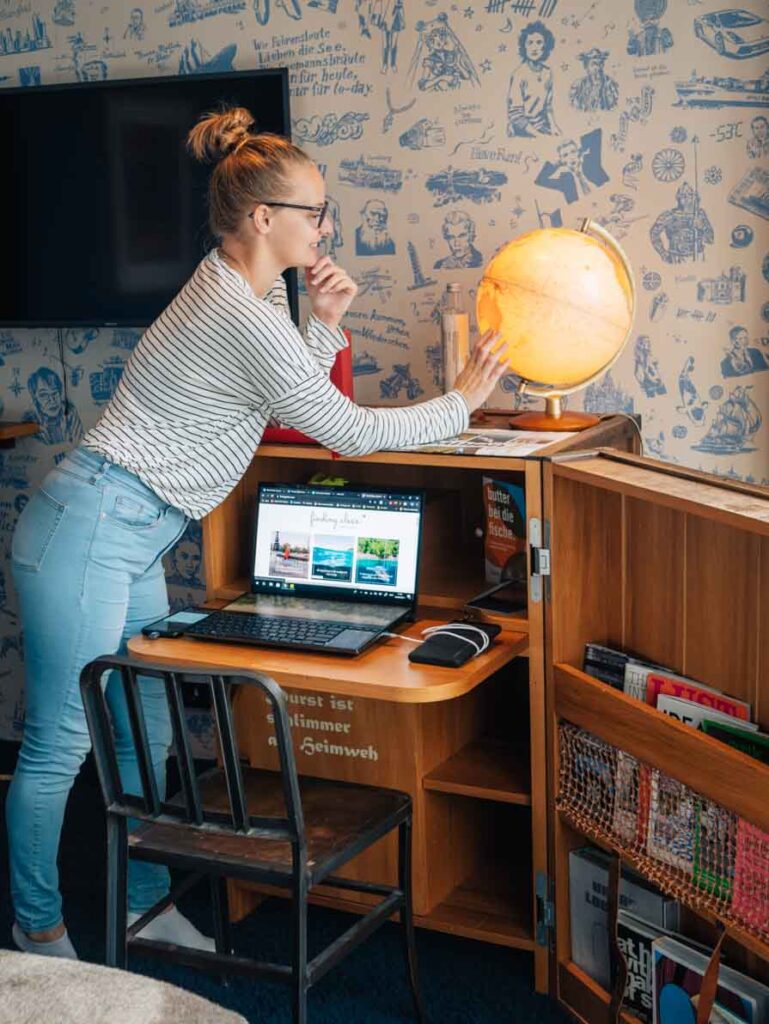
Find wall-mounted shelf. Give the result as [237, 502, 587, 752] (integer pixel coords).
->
[0, 422, 38, 448]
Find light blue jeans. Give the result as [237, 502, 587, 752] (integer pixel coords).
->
[7, 445, 188, 933]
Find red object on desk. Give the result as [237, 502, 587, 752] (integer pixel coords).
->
[262, 332, 354, 445]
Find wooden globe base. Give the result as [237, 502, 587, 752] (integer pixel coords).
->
[509, 410, 600, 431]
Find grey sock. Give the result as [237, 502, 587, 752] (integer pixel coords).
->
[12, 922, 78, 960]
[127, 906, 215, 952]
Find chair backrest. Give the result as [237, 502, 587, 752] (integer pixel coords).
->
[79, 655, 306, 852]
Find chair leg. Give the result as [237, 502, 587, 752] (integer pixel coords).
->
[105, 815, 128, 969]
[399, 818, 426, 1024]
[210, 875, 232, 955]
[291, 880, 309, 1024]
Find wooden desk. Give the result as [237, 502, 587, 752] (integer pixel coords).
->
[128, 617, 530, 944]
[130, 415, 639, 992]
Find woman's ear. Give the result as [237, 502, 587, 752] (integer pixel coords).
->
[250, 204, 272, 234]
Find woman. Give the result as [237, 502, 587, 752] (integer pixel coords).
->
[7, 106, 506, 959]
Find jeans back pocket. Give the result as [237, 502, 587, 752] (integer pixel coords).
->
[11, 490, 66, 572]
[105, 490, 163, 530]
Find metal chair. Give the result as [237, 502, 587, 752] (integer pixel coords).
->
[79, 655, 425, 1024]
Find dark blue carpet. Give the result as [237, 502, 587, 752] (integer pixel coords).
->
[0, 760, 574, 1023]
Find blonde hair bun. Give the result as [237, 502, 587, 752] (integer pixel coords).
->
[186, 106, 255, 163]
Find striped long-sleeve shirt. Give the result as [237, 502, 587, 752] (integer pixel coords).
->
[83, 249, 469, 519]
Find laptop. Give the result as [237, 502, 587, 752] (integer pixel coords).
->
[183, 482, 424, 655]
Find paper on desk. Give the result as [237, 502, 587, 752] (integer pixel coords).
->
[388, 428, 577, 457]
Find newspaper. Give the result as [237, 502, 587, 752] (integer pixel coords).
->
[388, 428, 576, 457]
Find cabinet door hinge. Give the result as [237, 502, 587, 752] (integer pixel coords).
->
[535, 871, 554, 947]
[529, 517, 551, 604]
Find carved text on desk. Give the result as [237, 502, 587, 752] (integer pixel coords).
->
[261, 691, 381, 765]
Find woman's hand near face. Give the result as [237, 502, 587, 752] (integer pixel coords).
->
[305, 257, 358, 329]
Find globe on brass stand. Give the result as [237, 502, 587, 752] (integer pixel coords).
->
[476, 219, 636, 431]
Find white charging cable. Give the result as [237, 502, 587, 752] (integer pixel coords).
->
[420, 622, 491, 657]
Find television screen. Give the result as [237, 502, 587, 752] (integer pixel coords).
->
[0, 68, 295, 327]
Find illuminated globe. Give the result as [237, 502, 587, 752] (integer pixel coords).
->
[476, 221, 635, 429]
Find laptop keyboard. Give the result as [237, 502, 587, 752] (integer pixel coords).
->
[184, 613, 376, 648]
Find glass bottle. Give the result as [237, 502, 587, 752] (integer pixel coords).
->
[441, 283, 470, 393]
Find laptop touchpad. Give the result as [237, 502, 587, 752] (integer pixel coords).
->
[329, 629, 379, 651]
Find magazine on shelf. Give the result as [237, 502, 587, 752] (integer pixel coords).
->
[656, 695, 758, 733]
[617, 910, 673, 1024]
[569, 847, 680, 992]
[733, 819, 769, 932]
[583, 643, 663, 692]
[652, 934, 769, 1023]
[612, 750, 650, 846]
[388, 428, 576, 457]
[623, 663, 712, 704]
[647, 674, 751, 721]
[646, 771, 696, 874]
[701, 720, 769, 764]
[693, 799, 736, 900]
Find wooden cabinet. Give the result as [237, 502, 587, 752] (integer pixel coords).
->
[195, 415, 638, 994]
[543, 450, 769, 1020]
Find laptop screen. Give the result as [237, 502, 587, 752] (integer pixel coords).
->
[251, 483, 423, 606]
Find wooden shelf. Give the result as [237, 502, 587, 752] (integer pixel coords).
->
[557, 804, 769, 965]
[558, 960, 644, 1024]
[415, 860, 534, 949]
[0, 421, 38, 446]
[424, 738, 531, 805]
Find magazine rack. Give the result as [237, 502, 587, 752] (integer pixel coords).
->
[191, 415, 638, 993]
[544, 449, 769, 1022]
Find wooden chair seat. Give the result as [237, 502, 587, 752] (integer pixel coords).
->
[131, 767, 410, 884]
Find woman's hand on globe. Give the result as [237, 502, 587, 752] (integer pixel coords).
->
[453, 330, 508, 412]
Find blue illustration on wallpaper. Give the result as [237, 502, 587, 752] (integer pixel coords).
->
[569, 49, 619, 112]
[61, 327, 98, 355]
[697, 267, 746, 304]
[506, 20, 560, 137]
[486, 0, 537, 14]
[627, 0, 672, 56]
[53, 0, 74, 26]
[409, 14, 480, 93]
[651, 148, 685, 183]
[123, 7, 145, 40]
[599, 193, 646, 241]
[730, 225, 754, 248]
[535, 129, 608, 205]
[642, 271, 662, 291]
[383, 88, 416, 134]
[405, 242, 436, 290]
[165, 523, 203, 587]
[763, 252, 769, 282]
[535, 201, 562, 228]
[583, 372, 633, 415]
[380, 363, 423, 400]
[721, 325, 769, 376]
[355, 200, 395, 256]
[729, 166, 769, 220]
[111, 328, 142, 351]
[0, 454, 30, 491]
[352, 351, 382, 376]
[356, 267, 394, 302]
[339, 158, 403, 195]
[675, 68, 769, 110]
[307, 0, 337, 10]
[695, 386, 762, 454]
[253, 0, 301, 25]
[671, 126, 687, 142]
[9, 369, 22, 398]
[649, 183, 714, 263]
[295, 113, 368, 148]
[0, 332, 22, 364]
[671, 425, 688, 441]
[64, 34, 109, 82]
[704, 166, 723, 187]
[355, 0, 404, 74]
[178, 39, 235, 74]
[539, 0, 558, 15]
[323, 195, 343, 259]
[650, 291, 669, 322]
[622, 153, 643, 191]
[763, 303, 769, 323]
[611, 86, 654, 152]
[24, 368, 84, 446]
[677, 357, 708, 424]
[634, 335, 666, 398]
[693, 10, 769, 60]
[426, 166, 507, 206]
[399, 117, 446, 149]
[89, 357, 125, 405]
[433, 211, 483, 269]
[747, 114, 769, 156]
[169, 0, 246, 28]
[0, 14, 50, 55]
[18, 64, 40, 85]
[425, 339, 443, 389]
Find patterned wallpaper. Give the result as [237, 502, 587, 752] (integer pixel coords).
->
[0, 0, 767, 739]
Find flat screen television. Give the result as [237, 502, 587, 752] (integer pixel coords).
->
[0, 67, 296, 327]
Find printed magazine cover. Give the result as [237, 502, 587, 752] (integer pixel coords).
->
[481, 476, 526, 585]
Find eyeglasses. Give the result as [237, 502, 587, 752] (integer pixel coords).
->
[250, 199, 329, 227]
